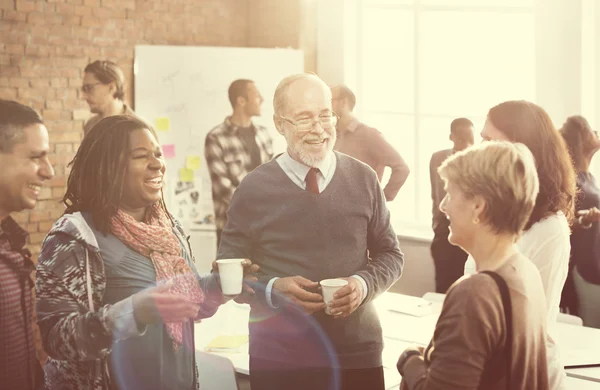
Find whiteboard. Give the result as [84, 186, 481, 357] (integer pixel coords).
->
[134, 45, 303, 234]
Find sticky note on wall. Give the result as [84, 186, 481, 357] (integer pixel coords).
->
[162, 144, 175, 159]
[155, 117, 170, 131]
[186, 155, 201, 170]
[179, 168, 194, 182]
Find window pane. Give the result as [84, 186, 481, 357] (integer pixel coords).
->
[418, 11, 535, 117]
[364, 0, 414, 5]
[362, 113, 416, 223]
[362, 9, 414, 113]
[420, 0, 533, 6]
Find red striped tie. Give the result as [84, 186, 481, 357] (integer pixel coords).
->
[305, 168, 320, 194]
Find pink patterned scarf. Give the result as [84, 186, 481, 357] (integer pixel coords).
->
[110, 203, 204, 348]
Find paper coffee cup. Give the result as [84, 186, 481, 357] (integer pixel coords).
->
[216, 259, 244, 296]
[320, 279, 348, 315]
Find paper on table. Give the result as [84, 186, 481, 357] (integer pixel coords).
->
[204, 335, 249, 353]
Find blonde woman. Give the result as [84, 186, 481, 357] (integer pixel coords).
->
[398, 142, 549, 389]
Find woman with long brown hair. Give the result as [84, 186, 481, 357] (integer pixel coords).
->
[464, 100, 577, 389]
[560, 115, 600, 328]
[36, 115, 258, 389]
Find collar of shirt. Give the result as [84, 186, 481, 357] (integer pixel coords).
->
[223, 116, 255, 135]
[0, 216, 28, 251]
[277, 150, 336, 190]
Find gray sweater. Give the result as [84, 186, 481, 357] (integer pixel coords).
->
[218, 152, 404, 369]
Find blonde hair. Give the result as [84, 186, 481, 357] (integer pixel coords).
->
[438, 141, 540, 235]
[273, 73, 330, 116]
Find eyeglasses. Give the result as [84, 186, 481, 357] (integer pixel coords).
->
[276, 113, 338, 133]
[81, 83, 103, 93]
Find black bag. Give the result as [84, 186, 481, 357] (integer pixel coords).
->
[479, 271, 513, 390]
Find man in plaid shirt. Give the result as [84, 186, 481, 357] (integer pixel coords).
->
[0, 100, 54, 389]
[205, 80, 274, 246]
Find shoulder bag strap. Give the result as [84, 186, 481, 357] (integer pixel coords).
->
[481, 271, 513, 390]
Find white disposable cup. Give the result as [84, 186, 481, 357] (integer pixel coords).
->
[320, 279, 349, 315]
[216, 259, 244, 296]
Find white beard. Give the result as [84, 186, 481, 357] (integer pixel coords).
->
[289, 131, 336, 167]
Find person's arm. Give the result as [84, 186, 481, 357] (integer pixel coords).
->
[370, 130, 410, 201]
[353, 178, 404, 303]
[520, 221, 569, 322]
[36, 235, 144, 361]
[430, 153, 441, 224]
[205, 133, 236, 227]
[401, 276, 503, 390]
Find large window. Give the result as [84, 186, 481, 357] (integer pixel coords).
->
[346, 0, 535, 235]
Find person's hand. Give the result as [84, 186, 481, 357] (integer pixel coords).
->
[272, 276, 326, 314]
[211, 259, 260, 304]
[132, 283, 200, 325]
[328, 277, 363, 319]
[578, 207, 600, 224]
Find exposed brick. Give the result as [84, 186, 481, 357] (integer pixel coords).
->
[29, 232, 47, 245]
[29, 210, 50, 222]
[74, 5, 91, 16]
[0, 0, 15, 9]
[46, 99, 63, 109]
[92, 6, 125, 19]
[54, 143, 73, 153]
[11, 212, 29, 224]
[83, 0, 98, 6]
[25, 223, 39, 232]
[48, 0, 67, 4]
[9, 77, 28, 88]
[30, 78, 51, 88]
[0, 87, 18, 100]
[50, 208, 65, 219]
[3, 10, 27, 21]
[42, 109, 64, 121]
[38, 187, 53, 200]
[50, 78, 68, 88]
[15, 0, 35, 12]
[38, 220, 55, 232]
[51, 131, 81, 144]
[27, 11, 46, 24]
[6, 43, 25, 55]
[72, 108, 90, 120]
[55, 3, 74, 13]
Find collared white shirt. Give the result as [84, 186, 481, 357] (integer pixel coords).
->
[275, 150, 336, 192]
[266, 150, 368, 309]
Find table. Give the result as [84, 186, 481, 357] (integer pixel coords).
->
[195, 293, 600, 389]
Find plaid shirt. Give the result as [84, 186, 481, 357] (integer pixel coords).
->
[205, 117, 274, 232]
[0, 216, 40, 389]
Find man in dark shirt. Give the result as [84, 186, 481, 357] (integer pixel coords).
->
[429, 117, 474, 293]
[332, 85, 410, 201]
[205, 79, 273, 246]
[0, 99, 55, 389]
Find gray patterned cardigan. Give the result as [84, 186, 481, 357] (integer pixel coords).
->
[36, 212, 221, 389]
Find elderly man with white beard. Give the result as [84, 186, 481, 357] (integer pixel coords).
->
[217, 73, 404, 390]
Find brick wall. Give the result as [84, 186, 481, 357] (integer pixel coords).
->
[0, 0, 315, 363]
[0, 0, 315, 257]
